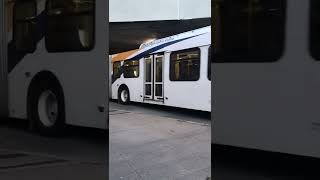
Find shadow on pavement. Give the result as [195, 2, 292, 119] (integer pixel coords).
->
[0, 118, 108, 144]
[110, 99, 211, 120]
[213, 144, 320, 180]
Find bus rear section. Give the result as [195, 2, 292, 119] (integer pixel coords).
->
[111, 26, 211, 112]
[212, 0, 320, 158]
[5, 0, 108, 134]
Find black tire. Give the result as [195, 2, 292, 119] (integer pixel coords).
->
[28, 80, 65, 136]
[118, 87, 130, 105]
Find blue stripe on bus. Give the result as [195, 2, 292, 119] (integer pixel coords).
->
[128, 33, 206, 60]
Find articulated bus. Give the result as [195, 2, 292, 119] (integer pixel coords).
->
[0, 0, 108, 135]
[213, 0, 320, 158]
[110, 26, 211, 112]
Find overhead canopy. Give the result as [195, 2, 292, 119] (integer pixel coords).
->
[109, 18, 211, 54]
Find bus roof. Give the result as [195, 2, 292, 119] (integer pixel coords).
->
[139, 26, 210, 49]
[111, 26, 211, 62]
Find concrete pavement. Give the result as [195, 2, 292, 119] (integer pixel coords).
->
[109, 106, 211, 180]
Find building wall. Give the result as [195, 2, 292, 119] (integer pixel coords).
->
[109, 0, 211, 22]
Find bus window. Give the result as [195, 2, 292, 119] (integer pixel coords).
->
[155, 56, 163, 82]
[45, 0, 95, 52]
[145, 58, 152, 82]
[208, 46, 211, 80]
[170, 48, 200, 81]
[124, 60, 139, 78]
[13, 1, 37, 52]
[213, 0, 286, 62]
[310, 0, 320, 60]
[113, 61, 121, 79]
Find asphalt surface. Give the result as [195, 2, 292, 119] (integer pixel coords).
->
[3, 100, 320, 179]
[213, 144, 320, 180]
[0, 118, 108, 180]
[109, 101, 210, 125]
[0, 101, 211, 180]
[109, 101, 211, 180]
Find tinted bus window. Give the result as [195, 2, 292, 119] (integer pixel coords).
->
[113, 61, 121, 79]
[46, 0, 95, 52]
[213, 0, 286, 62]
[310, 0, 320, 60]
[13, 1, 37, 52]
[124, 60, 139, 78]
[170, 48, 200, 81]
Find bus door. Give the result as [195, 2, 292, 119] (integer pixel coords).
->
[144, 54, 164, 101]
[154, 54, 164, 101]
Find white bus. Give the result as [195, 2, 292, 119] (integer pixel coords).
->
[110, 26, 211, 112]
[213, 0, 320, 158]
[0, 0, 108, 135]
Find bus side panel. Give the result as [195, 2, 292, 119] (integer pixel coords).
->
[212, 0, 320, 158]
[161, 33, 211, 111]
[111, 60, 144, 103]
[131, 59, 144, 102]
[8, 0, 108, 129]
[164, 46, 211, 112]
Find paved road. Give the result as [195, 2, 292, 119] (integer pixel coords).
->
[0, 101, 211, 180]
[123, 102, 320, 180]
[109, 101, 210, 125]
[3, 101, 319, 180]
[109, 101, 211, 180]
[0, 119, 108, 180]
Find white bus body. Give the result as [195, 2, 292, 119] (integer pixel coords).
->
[213, 0, 320, 158]
[0, 0, 108, 132]
[111, 26, 211, 112]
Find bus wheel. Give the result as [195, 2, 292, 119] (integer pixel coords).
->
[118, 87, 130, 105]
[29, 80, 65, 136]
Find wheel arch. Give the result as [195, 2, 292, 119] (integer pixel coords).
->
[118, 84, 130, 100]
[27, 71, 65, 119]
